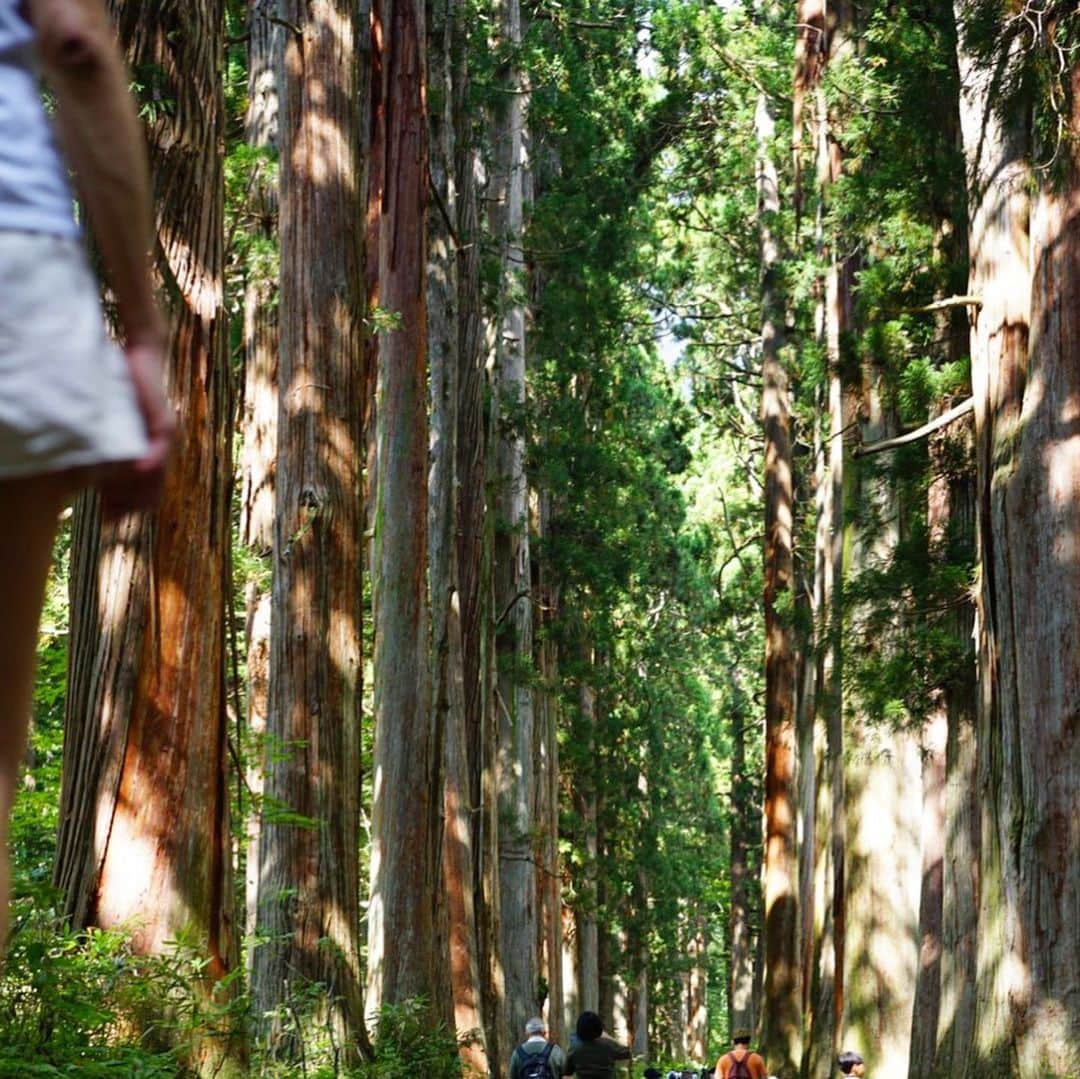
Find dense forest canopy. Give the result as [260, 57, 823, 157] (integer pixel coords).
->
[5, 1, 1078, 1077]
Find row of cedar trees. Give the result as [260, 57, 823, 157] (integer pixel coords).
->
[749, 2, 1079, 1078]
[45, 0, 700, 1076]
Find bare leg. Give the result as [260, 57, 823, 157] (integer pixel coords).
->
[0, 474, 69, 948]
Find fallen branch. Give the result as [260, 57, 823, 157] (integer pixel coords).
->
[855, 397, 974, 457]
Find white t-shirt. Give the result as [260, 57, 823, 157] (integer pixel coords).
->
[0, 1, 79, 237]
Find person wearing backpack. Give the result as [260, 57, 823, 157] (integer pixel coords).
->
[510, 1017, 567, 1079]
[713, 1031, 768, 1079]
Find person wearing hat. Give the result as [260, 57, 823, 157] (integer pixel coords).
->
[714, 1031, 767, 1079]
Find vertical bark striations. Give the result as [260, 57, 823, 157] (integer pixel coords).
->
[535, 491, 564, 1042]
[252, 0, 365, 1052]
[240, 0, 281, 982]
[729, 681, 754, 1036]
[454, 60, 501, 1068]
[491, 0, 537, 1048]
[758, 91, 801, 1077]
[964, 40, 1080, 1074]
[367, 0, 441, 1013]
[55, 3, 241, 1074]
[429, 0, 489, 1065]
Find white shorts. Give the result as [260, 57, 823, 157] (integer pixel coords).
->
[0, 230, 148, 480]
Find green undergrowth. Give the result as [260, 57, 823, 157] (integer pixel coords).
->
[0, 904, 186, 1075]
[248, 997, 463, 1079]
[0, 912, 461, 1079]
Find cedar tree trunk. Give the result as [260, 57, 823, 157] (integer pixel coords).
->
[251, 0, 365, 1053]
[54, 3, 242, 1073]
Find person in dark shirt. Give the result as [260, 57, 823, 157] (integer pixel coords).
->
[837, 1050, 865, 1076]
[564, 1011, 632, 1078]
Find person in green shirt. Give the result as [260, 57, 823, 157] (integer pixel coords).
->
[564, 1011, 632, 1078]
[510, 1017, 567, 1079]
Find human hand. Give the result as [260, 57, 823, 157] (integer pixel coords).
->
[98, 337, 176, 520]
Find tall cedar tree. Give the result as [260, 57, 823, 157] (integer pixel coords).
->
[757, 89, 801, 1076]
[53, 2, 242, 1074]
[956, 6, 1080, 1071]
[491, 0, 538, 1052]
[251, 0, 365, 1054]
[428, 0, 491, 1065]
[239, 0, 280, 979]
[367, 0, 444, 1015]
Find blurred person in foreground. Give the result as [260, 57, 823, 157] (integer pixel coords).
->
[836, 1050, 865, 1076]
[0, 0, 172, 948]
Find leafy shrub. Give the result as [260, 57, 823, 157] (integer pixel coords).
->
[0, 903, 185, 1075]
[250, 994, 463, 1079]
[362, 999, 463, 1079]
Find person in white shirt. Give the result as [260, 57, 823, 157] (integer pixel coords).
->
[0, 0, 173, 951]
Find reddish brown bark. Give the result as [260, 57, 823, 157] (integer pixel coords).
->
[367, 0, 441, 1013]
[800, 8, 853, 1073]
[363, 0, 384, 570]
[535, 493, 564, 1043]
[54, 3, 241, 1073]
[792, 0, 825, 226]
[759, 91, 801, 1075]
[454, 102, 501, 1073]
[239, 0, 280, 555]
[428, 0, 488, 1063]
[729, 686, 754, 1036]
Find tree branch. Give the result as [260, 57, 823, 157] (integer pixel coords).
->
[428, 167, 463, 251]
[855, 397, 974, 457]
[268, 15, 301, 38]
[495, 588, 531, 627]
[530, 9, 631, 30]
[894, 294, 983, 315]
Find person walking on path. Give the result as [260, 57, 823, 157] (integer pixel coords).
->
[714, 1031, 768, 1079]
[510, 1017, 567, 1079]
[837, 1050, 865, 1076]
[0, 0, 173, 949]
[565, 1011, 632, 1077]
